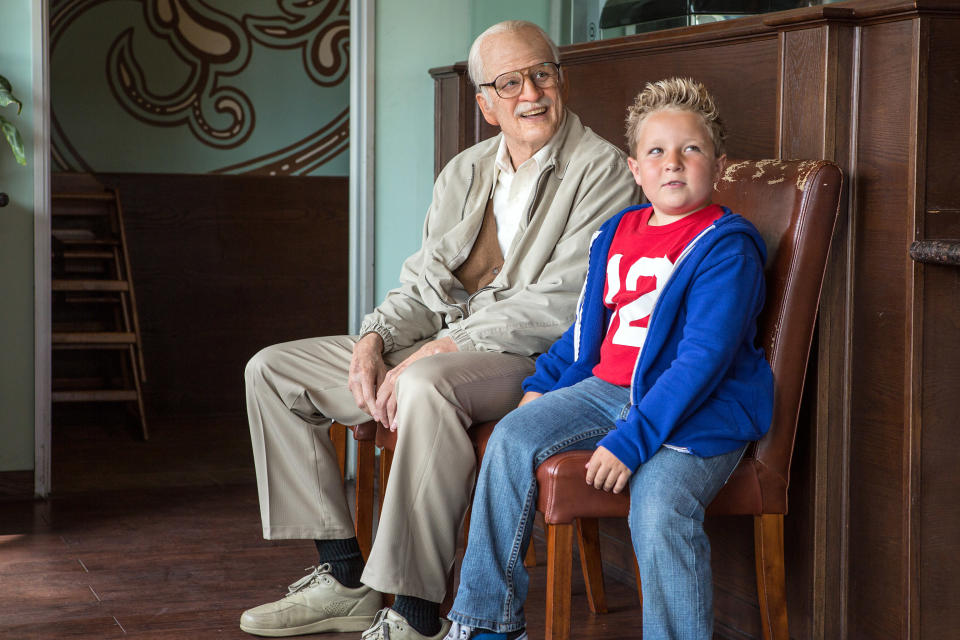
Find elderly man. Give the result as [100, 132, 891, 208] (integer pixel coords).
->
[240, 20, 637, 640]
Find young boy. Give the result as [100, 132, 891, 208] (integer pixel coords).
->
[443, 78, 774, 640]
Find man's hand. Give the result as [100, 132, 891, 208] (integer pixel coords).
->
[518, 391, 542, 407]
[348, 333, 387, 419]
[585, 446, 632, 494]
[375, 337, 459, 430]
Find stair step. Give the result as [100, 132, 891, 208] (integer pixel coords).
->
[60, 249, 115, 259]
[51, 208, 112, 217]
[52, 389, 139, 402]
[52, 191, 115, 202]
[53, 279, 129, 292]
[57, 295, 122, 304]
[53, 331, 136, 345]
[52, 229, 119, 244]
[53, 237, 120, 248]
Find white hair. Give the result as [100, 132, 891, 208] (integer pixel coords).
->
[467, 20, 560, 103]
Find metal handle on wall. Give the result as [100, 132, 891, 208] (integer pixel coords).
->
[909, 240, 960, 267]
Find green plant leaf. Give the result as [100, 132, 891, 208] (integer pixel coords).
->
[0, 74, 23, 115]
[0, 114, 27, 165]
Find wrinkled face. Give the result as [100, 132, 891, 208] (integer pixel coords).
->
[627, 109, 726, 224]
[475, 28, 566, 169]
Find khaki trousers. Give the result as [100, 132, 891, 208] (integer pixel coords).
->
[244, 335, 535, 601]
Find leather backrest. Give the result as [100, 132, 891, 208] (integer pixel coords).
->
[714, 159, 842, 509]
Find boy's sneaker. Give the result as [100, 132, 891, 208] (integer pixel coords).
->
[361, 608, 451, 639]
[444, 621, 528, 640]
[240, 564, 381, 636]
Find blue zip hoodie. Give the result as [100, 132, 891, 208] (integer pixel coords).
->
[522, 204, 774, 471]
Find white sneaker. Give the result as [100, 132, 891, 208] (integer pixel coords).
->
[443, 621, 528, 640]
[444, 621, 472, 640]
[240, 564, 381, 636]
[361, 608, 451, 639]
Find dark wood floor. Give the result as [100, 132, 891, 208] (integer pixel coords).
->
[0, 409, 645, 639]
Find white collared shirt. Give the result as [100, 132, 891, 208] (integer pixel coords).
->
[491, 136, 556, 258]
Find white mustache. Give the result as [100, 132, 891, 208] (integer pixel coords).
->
[514, 98, 552, 117]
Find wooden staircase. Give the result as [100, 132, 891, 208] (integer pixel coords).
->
[51, 174, 148, 438]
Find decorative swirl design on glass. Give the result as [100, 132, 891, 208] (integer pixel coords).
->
[245, 0, 350, 87]
[50, 0, 350, 173]
[106, 0, 254, 149]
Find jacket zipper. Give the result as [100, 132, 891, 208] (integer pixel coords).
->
[426, 164, 480, 318]
[460, 164, 476, 221]
[525, 161, 555, 223]
[464, 160, 556, 316]
[573, 228, 603, 361]
[626, 223, 716, 404]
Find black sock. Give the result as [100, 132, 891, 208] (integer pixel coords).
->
[392, 595, 440, 637]
[314, 538, 364, 588]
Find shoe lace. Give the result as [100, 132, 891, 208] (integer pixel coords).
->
[360, 608, 392, 639]
[285, 563, 332, 596]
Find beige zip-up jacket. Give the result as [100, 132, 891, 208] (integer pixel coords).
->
[359, 110, 639, 356]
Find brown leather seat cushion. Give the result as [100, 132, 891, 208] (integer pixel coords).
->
[535, 448, 786, 525]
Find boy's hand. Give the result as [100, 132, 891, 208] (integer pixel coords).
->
[585, 446, 632, 494]
[518, 391, 542, 407]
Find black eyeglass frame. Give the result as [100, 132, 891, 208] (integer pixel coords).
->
[478, 62, 562, 99]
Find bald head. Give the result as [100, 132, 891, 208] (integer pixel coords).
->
[467, 21, 560, 94]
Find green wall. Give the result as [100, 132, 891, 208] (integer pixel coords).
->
[0, 0, 37, 472]
[373, 0, 551, 303]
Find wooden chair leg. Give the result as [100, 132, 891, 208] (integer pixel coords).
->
[524, 538, 537, 567]
[754, 513, 788, 640]
[378, 447, 393, 513]
[354, 438, 375, 561]
[575, 518, 607, 614]
[329, 422, 347, 479]
[632, 552, 643, 605]
[545, 523, 573, 640]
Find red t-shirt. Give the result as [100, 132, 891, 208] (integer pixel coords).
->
[592, 204, 724, 386]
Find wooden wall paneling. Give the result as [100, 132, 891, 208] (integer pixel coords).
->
[475, 95, 499, 150]
[809, 20, 859, 640]
[848, 17, 916, 639]
[904, 15, 926, 640]
[775, 24, 831, 640]
[0, 470, 34, 500]
[918, 16, 960, 640]
[432, 64, 472, 179]
[562, 37, 780, 160]
[922, 17, 960, 213]
[773, 18, 861, 640]
[777, 26, 827, 159]
[429, 64, 497, 174]
[917, 262, 960, 639]
[96, 174, 349, 418]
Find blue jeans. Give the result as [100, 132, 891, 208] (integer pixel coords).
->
[448, 376, 746, 640]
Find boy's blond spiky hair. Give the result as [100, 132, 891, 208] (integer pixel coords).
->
[625, 77, 726, 158]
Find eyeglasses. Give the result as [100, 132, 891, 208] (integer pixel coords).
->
[479, 62, 561, 99]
